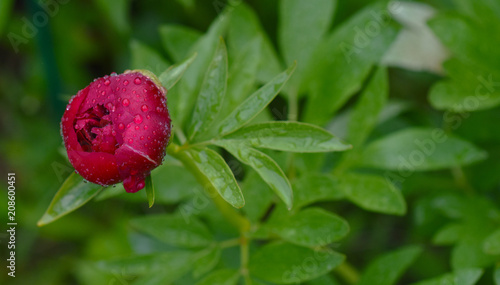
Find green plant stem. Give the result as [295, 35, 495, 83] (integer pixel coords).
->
[219, 238, 241, 248]
[335, 261, 360, 284]
[167, 143, 251, 233]
[168, 142, 253, 283]
[451, 166, 475, 196]
[175, 127, 187, 145]
[240, 236, 252, 285]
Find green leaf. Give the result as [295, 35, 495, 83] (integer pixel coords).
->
[339, 173, 406, 215]
[228, 3, 282, 83]
[271, 208, 349, 247]
[484, 229, 500, 255]
[96, 251, 193, 276]
[249, 242, 345, 284]
[193, 245, 222, 278]
[359, 128, 488, 171]
[179, 147, 245, 208]
[94, 0, 130, 35]
[433, 223, 464, 245]
[175, 14, 230, 128]
[428, 59, 500, 112]
[427, 11, 500, 112]
[220, 121, 351, 153]
[278, 0, 335, 92]
[195, 269, 240, 285]
[130, 213, 212, 248]
[293, 173, 345, 210]
[130, 39, 170, 76]
[347, 67, 388, 147]
[223, 37, 261, 117]
[307, 274, 340, 285]
[428, 13, 500, 75]
[188, 38, 228, 141]
[217, 63, 296, 136]
[159, 25, 202, 62]
[412, 268, 483, 285]
[158, 52, 197, 90]
[304, 2, 399, 125]
[241, 171, 275, 223]
[358, 245, 422, 285]
[0, 0, 13, 36]
[145, 175, 154, 208]
[38, 172, 102, 226]
[216, 141, 293, 209]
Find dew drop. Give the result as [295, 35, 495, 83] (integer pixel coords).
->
[143, 88, 148, 93]
[124, 80, 129, 86]
[97, 83, 101, 88]
[118, 123, 125, 130]
[135, 126, 140, 130]
[146, 115, 151, 119]
[140, 136, 144, 140]
[137, 181, 145, 189]
[106, 102, 114, 111]
[122, 99, 130, 106]
[128, 138, 133, 144]
[143, 125, 148, 130]
[104, 79, 111, 86]
[134, 77, 142, 85]
[141, 105, 149, 112]
[101, 91, 106, 96]
[111, 72, 117, 76]
[134, 114, 143, 124]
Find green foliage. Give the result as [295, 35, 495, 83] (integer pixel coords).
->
[4, 0, 500, 284]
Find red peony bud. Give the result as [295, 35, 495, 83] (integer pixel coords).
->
[61, 70, 171, 193]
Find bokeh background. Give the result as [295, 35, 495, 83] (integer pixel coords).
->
[1, 0, 500, 284]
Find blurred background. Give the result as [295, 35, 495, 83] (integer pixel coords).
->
[1, 0, 500, 284]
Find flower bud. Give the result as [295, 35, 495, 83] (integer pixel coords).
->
[61, 70, 171, 193]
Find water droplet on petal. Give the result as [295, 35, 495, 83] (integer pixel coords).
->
[134, 77, 142, 85]
[124, 80, 129, 86]
[144, 125, 148, 130]
[135, 126, 140, 130]
[111, 72, 117, 76]
[141, 105, 149, 112]
[140, 136, 144, 140]
[104, 79, 111, 86]
[118, 123, 125, 130]
[122, 99, 130, 106]
[101, 91, 106, 96]
[128, 138, 133, 144]
[134, 114, 143, 124]
[137, 181, 145, 189]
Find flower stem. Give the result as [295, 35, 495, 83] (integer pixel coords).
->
[240, 236, 252, 285]
[335, 261, 360, 284]
[219, 238, 241, 248]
